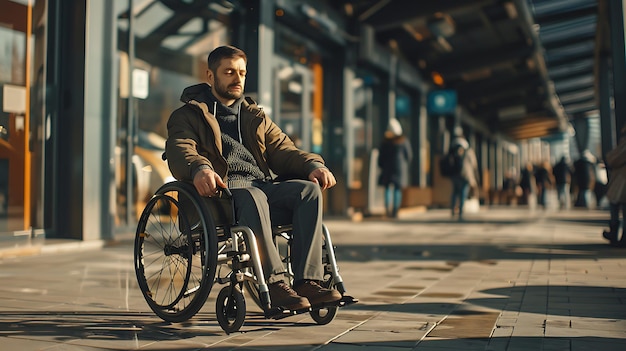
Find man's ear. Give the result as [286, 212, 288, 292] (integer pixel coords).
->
[206, 69, 214, 85]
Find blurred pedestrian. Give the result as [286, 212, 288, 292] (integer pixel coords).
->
[519, 162, 536, 208]
[553, 156, 573, 210]
[602, 127, 626, 247]
[594, 162, 609, 207]
[573, 150, 597, 208]
[377, 119, 412, 218]
[502, 168, 521, 205]
[534, 160, 554, 209]
[448, 127, 479, 221]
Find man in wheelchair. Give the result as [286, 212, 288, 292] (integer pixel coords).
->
[165, 45, 342, 312]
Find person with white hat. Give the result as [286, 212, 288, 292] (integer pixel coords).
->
[377, 119, 412, 218]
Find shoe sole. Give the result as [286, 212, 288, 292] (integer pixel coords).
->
[306, 294, 343, 306]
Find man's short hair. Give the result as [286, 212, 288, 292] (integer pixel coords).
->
[207, 45, 247, 73]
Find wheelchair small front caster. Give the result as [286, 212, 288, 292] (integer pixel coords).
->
[216, 285, 246, 333]
[310, 294, 358, 325]
[310, 305, 338, 325]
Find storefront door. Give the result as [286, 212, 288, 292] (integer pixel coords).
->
[0, 0, 46, 238]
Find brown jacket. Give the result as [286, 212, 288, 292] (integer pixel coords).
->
[165, 83, 325, 183]
[606, 136, 626, 203]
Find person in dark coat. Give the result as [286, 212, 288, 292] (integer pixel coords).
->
[534, 160, 553, 209]
[573, 150, 597, 208]
[553, 156, 573, 210]
[519, 162, 536, 207]
[378, 119, 412, 218]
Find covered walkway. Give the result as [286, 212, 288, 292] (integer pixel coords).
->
[0, 206, 624, 350]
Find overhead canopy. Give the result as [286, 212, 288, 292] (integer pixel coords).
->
[329, 0, 599, 140]
[118, 0, 600, 141]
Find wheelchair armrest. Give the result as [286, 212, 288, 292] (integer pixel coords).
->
[218, 186, 233, 198]
[168, 181, 235, 227]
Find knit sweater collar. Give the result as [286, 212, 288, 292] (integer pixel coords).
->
[203, 88, 243, 118]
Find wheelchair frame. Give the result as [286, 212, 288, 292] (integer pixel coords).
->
[134, 181, 356, 333]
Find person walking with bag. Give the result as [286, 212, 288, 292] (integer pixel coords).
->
[377, 119, 412, 218]
[448, 128, 479, 221]
[602, 127, 626, 247]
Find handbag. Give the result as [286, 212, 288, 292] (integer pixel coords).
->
[607, 166, 626, 203]
[606, 137, 626, 169]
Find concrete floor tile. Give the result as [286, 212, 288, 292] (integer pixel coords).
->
[1, 208, 625, 350]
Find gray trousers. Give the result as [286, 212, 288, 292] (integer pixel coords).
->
[231, 179, 323, 284]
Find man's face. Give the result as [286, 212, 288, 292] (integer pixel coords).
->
[208, 57, 246, 104]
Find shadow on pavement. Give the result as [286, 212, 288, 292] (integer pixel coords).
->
[1, 310, 624, 350]
[0, 311, 220, 341]
[333, 242, 626, 262]
[470, 285, 626, 319]
[348, 285, 626, 320]
[0, 311, 317, 341]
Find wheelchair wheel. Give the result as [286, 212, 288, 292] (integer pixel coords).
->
[216, 285, 246, 333]
[134, 182, 218, 323]
[309, 277, 338, 325]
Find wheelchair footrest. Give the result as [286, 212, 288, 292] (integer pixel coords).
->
[310, 295, 358, 310]
[340, 294, 359, 306]
[265, 306, 312, 320]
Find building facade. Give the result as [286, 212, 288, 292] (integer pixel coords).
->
[6, 0, 605, 243]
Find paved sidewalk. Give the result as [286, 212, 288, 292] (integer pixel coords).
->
[0, 206, 625, 350]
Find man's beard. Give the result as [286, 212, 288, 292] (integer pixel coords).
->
[214, 76, 242, 101]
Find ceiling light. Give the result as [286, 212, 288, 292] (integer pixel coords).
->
[431, 72, 445, 86]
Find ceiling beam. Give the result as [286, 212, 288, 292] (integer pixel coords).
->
[430, 42, 534, 78]
[456, 73, 543, 100]
[542, 33, 595, 51]
[364, 0, 493, 31]
[514, 0, 568, 131]
[547, 58, 594, 80]
[533, 4, 597, 24]
[546, 51, 595, 66]
[118, 29, 194, 76]
[553, 74, 595, 93]
[468, 91, 549, 114]
[499, 117, 561, 139]
[507, 126, 561, 140]
[141, 0, 228, 46]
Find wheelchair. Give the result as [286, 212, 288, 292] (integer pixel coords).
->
[133, 180, 356, 333]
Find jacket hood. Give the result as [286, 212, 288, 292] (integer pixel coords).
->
[180, 83, 243, 116]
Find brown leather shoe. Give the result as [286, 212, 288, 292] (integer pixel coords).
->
[294, 280, 342, 305]
[269, 282, 311, 310]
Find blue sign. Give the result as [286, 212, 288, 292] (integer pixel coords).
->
[427, 90, 457, 115]
[396, 95, 411, 116]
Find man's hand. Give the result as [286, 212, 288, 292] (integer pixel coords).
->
[193, 168, 228, 197]
[308, 167, 336, 190]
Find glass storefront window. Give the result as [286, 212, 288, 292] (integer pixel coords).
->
[114, 0, 232, 228]
[273, 60, 313, 151]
